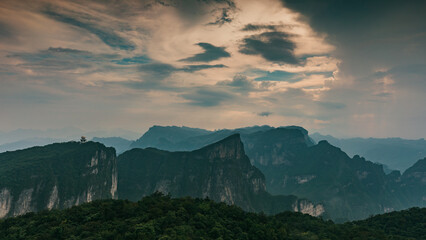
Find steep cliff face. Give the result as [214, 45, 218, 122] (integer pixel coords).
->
[0, 142, 117, 218]
[119, 134, 263, 210]
[255, 140, 407, 221]
[118, 134, 322, 215]
[400, 158, 426, 207]
[242, 127, 313, 167]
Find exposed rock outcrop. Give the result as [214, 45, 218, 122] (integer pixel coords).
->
[0, 142, 117, 218]
[118, 134, 319, 215]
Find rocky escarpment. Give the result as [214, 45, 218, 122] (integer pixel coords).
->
[118, 134, 323, 216]
[400, 158, 426, 207]
[0, 142, 117, 218]
[257, 140, 407, 221]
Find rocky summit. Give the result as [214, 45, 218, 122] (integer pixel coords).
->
[118, 134, 324, 216]
[0, 142, 117, 218]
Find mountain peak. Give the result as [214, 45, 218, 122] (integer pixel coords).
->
[198, 134, 245, 160]
[317, 140, 331, 145]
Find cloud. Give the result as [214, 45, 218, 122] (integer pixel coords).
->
[9, 47, 119, 72]
[181, 42, 230, 62]
[156, 0, 236, 25]
[137, 62, 228, 81]
[7, 0, 402, 138]
[181, 87, 234, 107]
[217, 74, 255, 91]
[138, 62, 178, 81]
[316, 101, 346, 110]
[182, 64, 227, 72]
[254, 70, 299, 82]
[241, 24, 279, 31]
[0, 21, 14, 42]
[208, 7, 233, 25]
[258, 111, 272, 117]
[43, 10, 135, 51]
[112, 56, 151, 65]
[239, 31, 298, 64]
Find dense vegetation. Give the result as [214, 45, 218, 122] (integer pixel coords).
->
[0, 193, 424, 240]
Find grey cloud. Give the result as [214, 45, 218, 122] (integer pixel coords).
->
[138, 63, 178, 80]
[258, 111, 272, 117]
[239, 32, 299, 64]
[43, 10, 135, 51]
[181, 42, 231, 62]
[387, 64, 426, 89]
[241, 24, 278, 31]
[208, 8, 233, 25]
[317, 101, 346, 110]
[9, 47, 119, 72]
[0, 21, 15, 42]
[181, 87, 234, 107]
[217, 74, 255, 92]
[282, 0, 426, 76]
[368, 64, 426, 90]
[159, 0, 235, 24]
[374, 92, 392, 98]
[182, 64, 227, 72]
[137, 62, 227, 81]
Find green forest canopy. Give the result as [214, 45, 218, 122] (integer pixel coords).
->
[0, 193, 424, 240]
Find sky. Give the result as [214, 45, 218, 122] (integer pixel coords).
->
[0, 0, 425, 138]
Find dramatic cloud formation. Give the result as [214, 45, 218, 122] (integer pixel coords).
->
[181, 43, 230, 62]
[240, 31, 298, 64]
[0, 0, 424, 138]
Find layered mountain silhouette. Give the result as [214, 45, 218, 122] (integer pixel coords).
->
[0, 133, 324, 219]
[128, 125, 426, 221]
[130, 125, 277, 151]
[310, 133, 426, 171]
[0, 125, 424, 221]
[119, 134, 323, 216]
[92, 137, 133, 154]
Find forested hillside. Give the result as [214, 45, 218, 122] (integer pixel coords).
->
[0, 193, 424, 240]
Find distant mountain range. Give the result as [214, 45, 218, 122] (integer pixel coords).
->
[92, 137, 133, 154]
[119, 134, 323, 216]
[126, 125, 426, 221]
[0, 127, 140, 152]
[310, 133, 426, 171]
[0, 137, 61, 153]
[0, 133, 323, 220]
[0, 125, 425, 222]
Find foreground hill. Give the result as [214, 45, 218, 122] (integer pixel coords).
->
[0, 193, 424, 240]
[118, 134, 323, 216]
[0, 142, 117, 218]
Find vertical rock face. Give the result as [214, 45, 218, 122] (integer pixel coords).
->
[118, 134, 316, 215]
[0, 142, 117, 218]
[0, 189, 12, 218]
[119, 134, 263, 209]
[293, 199, 325, 217]
[400, 158, 426, 207]
[249, 139, 409, 221]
